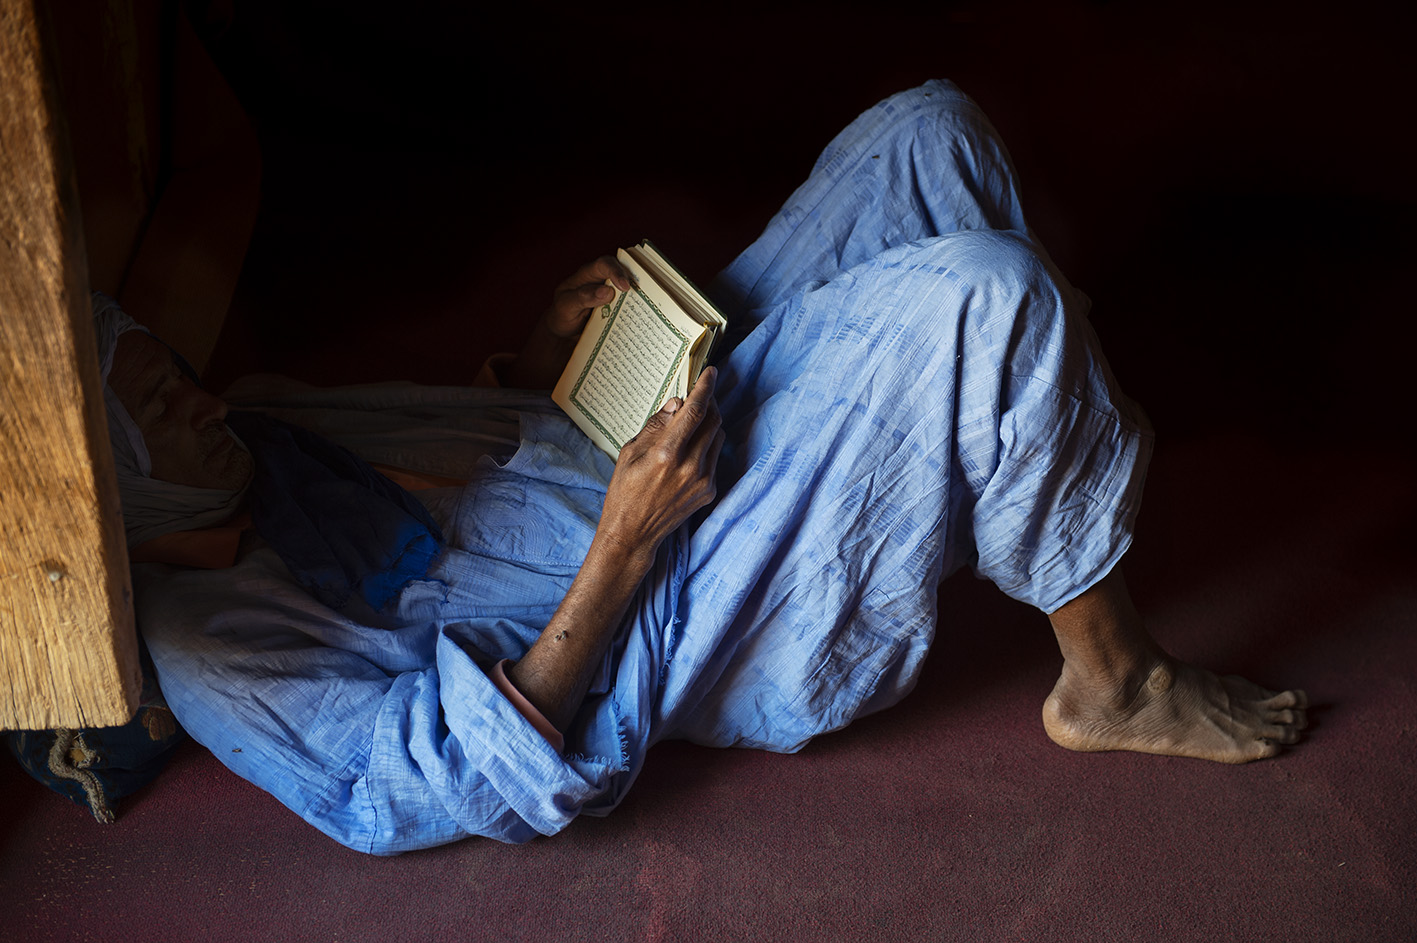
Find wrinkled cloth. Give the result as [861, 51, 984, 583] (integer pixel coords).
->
[138, 80, 1153, 853]
[224, 411, 445, 611]
[92, 294, 248, 547]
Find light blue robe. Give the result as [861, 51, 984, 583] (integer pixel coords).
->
[137, 80, 1152, 853]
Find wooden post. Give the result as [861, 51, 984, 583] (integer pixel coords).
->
[1, 0, 140, 729]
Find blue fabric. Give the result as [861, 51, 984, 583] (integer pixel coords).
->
[137, 80, 1152, 853]
[224, 411, 445, 611]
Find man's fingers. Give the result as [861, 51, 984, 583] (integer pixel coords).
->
[683, 366, 720, 426]
[550, 281, 613, 312]
[546, 254, 634, 340]
[687, 389, 723, 458]
[595, 254, 633, 293]
[573, 282, 615, 309]
[684, 366, 718, 414]
[544, 281, 617, 339]
[703, 425, 726, 479]
[635, 410, 671, 441]
[556, 255, 633, 294]
[663, 369, 723, 461]
[658, 367, 717, 444]
[627, 367, 720, 455]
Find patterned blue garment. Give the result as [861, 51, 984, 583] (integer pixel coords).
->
[138, 81, 1152, 853]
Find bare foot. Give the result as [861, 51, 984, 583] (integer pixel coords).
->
[1042, 656, 1309, 763]
[1044, 568, 1308, 763]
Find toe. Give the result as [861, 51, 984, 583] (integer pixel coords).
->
[1266, 688, 1308, 710]
[1243, 738, 1282, 762]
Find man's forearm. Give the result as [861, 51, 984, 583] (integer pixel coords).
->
[502, 318, 579, 390]
[506, 534, 657, 732]
[506, 364, 721, 737]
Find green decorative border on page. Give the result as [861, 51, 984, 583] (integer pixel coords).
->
[569, 288, 691, 451]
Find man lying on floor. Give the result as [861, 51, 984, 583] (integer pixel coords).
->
[96, 80, 1306, 854]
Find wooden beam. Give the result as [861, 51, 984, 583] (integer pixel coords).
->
[0, 0, 140, 730]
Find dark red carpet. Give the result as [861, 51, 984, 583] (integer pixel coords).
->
[4, 2, 1414, 940]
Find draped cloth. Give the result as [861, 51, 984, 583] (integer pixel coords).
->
[224, 411, 445, 611]
[91, 294, 248, 547]
[137, 81, 1153, 853]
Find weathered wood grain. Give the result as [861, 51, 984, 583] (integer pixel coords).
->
[1, 0, 140, 730]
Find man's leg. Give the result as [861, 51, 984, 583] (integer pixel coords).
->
[711, 79, 1030, 327]
[1043, 568, 1309, 763]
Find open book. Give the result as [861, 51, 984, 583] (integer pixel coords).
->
[552, 240, 727, 458]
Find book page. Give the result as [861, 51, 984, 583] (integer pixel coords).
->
[552, 241, 727, 458]
[562, 287, 695, 453]
[626, 241, 727, 330]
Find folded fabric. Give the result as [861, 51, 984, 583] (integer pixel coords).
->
[225, 411, 446, 612]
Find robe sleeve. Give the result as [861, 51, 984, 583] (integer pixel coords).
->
[134, 554, 628, 854]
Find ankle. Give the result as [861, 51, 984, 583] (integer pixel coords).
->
[1058, 647, 1168, 710]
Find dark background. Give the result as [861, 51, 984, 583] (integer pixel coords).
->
[193, 0, 1416, 451]
[7, 3, 1416, 940]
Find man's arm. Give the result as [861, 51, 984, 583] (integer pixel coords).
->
[501, 256, 633, 390]
[507, 366, 724, 732]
